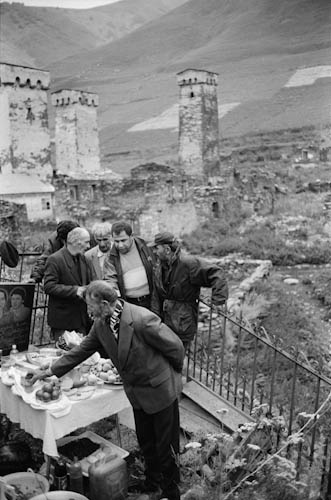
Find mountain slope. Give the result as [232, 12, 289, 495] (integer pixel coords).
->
[51, 0, 331, 77]
[2, 0, 330, 171]
[47, 0, 330, 168]
[0, 0, 189, 67]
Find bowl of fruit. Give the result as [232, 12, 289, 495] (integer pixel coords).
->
[35, 379, 62, 404]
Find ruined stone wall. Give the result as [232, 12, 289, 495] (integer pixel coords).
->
[138, 195, 199, 240]
[52, 90, 100, 176]
[53, 162, 202, 237]
[53, 174, 124, 225]
[178, 69, 220, 179]
[0, 64, 52, 180]
[0, 200, 28, 245]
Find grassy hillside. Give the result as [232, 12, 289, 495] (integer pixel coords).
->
[1, 0, 330, 170]
[0, 0, 188, 66]
[46, 0, 331, 169]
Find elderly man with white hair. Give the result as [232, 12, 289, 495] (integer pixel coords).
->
[85, 222, 112, 280]
[44, 227, 92, 341]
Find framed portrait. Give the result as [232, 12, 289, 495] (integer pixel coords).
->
[0, 283, 35, 355]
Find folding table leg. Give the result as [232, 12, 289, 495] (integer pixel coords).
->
[45, 454, 52, 480]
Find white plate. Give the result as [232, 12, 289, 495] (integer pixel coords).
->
[65, 386, 96, 401]
[25, 353, 57, 367]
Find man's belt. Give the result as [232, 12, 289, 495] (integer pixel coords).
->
[128, 294, 150, 303]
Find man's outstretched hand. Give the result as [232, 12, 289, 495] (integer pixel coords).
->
[27, 367, 52, 385]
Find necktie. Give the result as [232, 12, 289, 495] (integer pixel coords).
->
[74, 255, 82, 283]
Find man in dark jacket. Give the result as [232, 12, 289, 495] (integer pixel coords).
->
[103, 221, 155, 309]
[29, 220, 79, 283]
[30, 280, 184, 500]
[44, 227, 92, 340]
[149, 231, 228, 351]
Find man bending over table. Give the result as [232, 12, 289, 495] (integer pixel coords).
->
[30, 280, 185, 500]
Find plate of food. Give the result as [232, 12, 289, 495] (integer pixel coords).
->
[34, 380, 62, 404]
[96, 372, 123, 386]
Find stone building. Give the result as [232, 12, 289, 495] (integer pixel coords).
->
[51, 89, 101, 177]
[0, 63, 52, 180]
[177, 68, 220, 180]
[0, 173, 55, 222]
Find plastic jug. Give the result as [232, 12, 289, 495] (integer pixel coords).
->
[88, 454, 128, 500]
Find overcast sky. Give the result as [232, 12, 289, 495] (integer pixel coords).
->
[0, 0, 122, 8]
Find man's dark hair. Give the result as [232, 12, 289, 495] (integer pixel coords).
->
[111, 221, 133, 237]
[56, 220, 80, 242]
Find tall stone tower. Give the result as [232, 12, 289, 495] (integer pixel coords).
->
[177, 69, 220, 179]
[51, 89, 101, 176]
[0, 63, 52, 180]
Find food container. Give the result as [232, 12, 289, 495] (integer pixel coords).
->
[89, 455, 128, 500]
[3, 470, 49, 500]
[57, 431, 129, 477]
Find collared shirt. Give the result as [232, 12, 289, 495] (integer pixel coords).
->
[105, 299, 124, 341]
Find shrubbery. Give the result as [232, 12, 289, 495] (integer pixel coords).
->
[182, 222, 331, 266]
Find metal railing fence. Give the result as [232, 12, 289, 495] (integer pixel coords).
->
[186, 299, 331, 499]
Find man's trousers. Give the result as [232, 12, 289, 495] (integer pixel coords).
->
[133, 399, 180, 500]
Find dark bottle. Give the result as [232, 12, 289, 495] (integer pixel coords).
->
[68, 456, 84, 494]
[53, 458, 68, 490]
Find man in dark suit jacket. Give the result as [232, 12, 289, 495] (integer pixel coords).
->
[43, 227, 92, 341]
[31, 280, 184, 500]
[29, 220, 79, 283]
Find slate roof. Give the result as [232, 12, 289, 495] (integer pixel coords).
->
[0, 174, 55, 195]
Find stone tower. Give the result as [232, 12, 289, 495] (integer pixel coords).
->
[51, 89, 101, 177]
[0, 63, 52, 180]
[177, 69, 220, 179]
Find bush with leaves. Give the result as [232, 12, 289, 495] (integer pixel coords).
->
[179, 398, 331, 500]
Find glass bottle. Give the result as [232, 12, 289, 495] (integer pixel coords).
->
[53, 458, 68, 490]
[9, 344, 19, 365]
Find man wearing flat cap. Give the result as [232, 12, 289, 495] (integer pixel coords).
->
[149, 231, 228, 351]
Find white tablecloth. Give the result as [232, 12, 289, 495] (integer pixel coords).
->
[0, 380, 131, 457]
